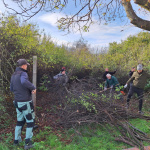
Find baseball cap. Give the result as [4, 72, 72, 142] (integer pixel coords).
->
[62, 67, 66, 70]
[17, 59, 30, 66]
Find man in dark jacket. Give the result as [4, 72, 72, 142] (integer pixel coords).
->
[129, 67, 136, 78]
[128, 67, 136, 89]
[103, 68, 116, 81]
[10, 59, 36, 149]
[124, 64, 150, 114]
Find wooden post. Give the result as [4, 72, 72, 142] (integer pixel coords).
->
[32, 56, 37, 114]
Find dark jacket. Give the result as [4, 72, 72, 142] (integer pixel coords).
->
[10, 67, 35, 102]
[129, 71, 134, 78]
[127, 70, 150, 89]
[103, 71, 116, 81]
[105, 76, 119, 88]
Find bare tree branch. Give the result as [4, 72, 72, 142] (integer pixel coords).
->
[134, 0, 150, 11]
[2, 0, 150, 32]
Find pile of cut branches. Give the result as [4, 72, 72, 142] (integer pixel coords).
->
[51, 77, 150, 149]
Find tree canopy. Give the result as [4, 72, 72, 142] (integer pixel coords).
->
[2, 0, 150, 32]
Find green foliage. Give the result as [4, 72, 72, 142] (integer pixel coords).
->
[0, 143, 10, 150]
[1, 119, 150, 150]
[0, 96, 10, 129]
[70, 93, 97, 113]
[144, 80, 150, 91]
[38, 74, 50, 91]
[1, 14, 150, 94]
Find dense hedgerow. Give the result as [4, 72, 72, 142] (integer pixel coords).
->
[0, 15, 150, 93]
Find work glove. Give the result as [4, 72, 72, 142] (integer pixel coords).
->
[124, 84, 127, 88]
[104, 87, 107, 91]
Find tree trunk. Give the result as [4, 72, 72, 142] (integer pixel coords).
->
[122, 0, 150, 31]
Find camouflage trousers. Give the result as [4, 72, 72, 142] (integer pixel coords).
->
[14, 100, 35, 143]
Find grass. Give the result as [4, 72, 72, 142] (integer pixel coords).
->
[1, 119, 150, 150]
[0, 95, 150, 150]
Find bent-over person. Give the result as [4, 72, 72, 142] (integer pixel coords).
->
[104, 74, 123, 100]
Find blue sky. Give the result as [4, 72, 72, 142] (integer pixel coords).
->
[0, 0, 149, 52]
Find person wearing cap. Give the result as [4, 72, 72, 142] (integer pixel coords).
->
[10, 59, 36, 149]
[53, 69, 69, 106]
[62, 66, 68, 75]
[124, 64, 150, 114]
[103, 68, 117, 81]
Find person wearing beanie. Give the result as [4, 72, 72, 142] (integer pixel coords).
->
[124, 64, 150, 114]
[10, 59, 36, 149]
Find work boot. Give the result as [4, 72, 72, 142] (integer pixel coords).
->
[24, 140, 34, 150]
[138, 111, 144, 115]
[13, 138, 22, 146]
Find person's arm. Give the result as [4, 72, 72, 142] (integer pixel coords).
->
[126, 76, 135, 85]
[53, 73, 61, 80]
[113, 77, 119, 86]
[20, 72, 35, 91]
[109, 71, 116, 75]
[53, 74, 58, 80]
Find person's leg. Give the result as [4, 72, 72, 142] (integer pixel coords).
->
[14, 108, 25, 145]
[22, 101, 35, 149]
[126, 86, 134, 108]
[136, 88, 144, 112]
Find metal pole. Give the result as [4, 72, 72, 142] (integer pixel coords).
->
[32, 56, 37, 114]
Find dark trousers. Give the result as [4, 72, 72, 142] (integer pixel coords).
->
[127, 86, 143, 111]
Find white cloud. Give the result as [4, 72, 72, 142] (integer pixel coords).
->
[38, 11, 144, 51]
[39, 13, 65, 27]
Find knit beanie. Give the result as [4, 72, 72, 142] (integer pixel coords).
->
[137, 64, 143, 70]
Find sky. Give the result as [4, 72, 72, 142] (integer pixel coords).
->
[0, 0, 149, 52]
